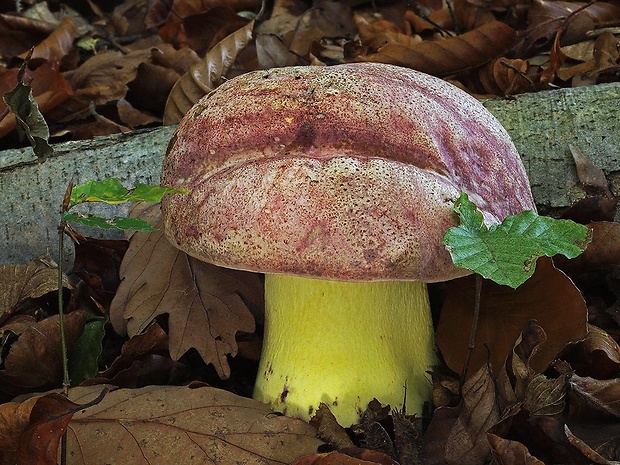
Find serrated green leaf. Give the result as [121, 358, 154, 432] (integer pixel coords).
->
[62, 212, 156, 231]
[69, 319, 106, 385]
[70, 178, 188, 206]
[442, 192, 591, 288]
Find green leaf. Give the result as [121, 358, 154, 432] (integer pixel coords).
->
[62, 212, 156, 231]
[442, 192, 591, 288]
[69, 319, 106, 385]
[70, 178, 187, 206]
[70, 178, 130, 205]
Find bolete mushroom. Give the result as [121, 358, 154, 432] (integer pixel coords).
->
[161, 63, 536, 427]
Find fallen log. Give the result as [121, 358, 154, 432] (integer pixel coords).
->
[1, 82, 618, 264]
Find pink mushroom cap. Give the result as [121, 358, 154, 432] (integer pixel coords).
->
[161, 63, 536, 282]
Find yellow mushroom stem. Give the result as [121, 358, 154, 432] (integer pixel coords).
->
[253, 274, 438, 427]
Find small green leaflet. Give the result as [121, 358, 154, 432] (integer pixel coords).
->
[442, 192, 591, 288]
[70, 178, 188, 206]
[62, 212, 156, 231]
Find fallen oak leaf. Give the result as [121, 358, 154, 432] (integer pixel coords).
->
[63, 384, 324, 465]
[110, 204, 261, 379]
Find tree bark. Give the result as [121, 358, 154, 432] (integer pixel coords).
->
[1, 83, 619, 264]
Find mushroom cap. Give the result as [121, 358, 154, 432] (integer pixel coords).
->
[162, 63, 536, 282]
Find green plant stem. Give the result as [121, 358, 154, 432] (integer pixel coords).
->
[460, 274, 483, 384]
[57, 222, 70, 395]
[57, 221, 69, 465]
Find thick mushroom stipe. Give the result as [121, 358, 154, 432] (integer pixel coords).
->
[161, 63, 536, 425]
[258, 275, 435, 427]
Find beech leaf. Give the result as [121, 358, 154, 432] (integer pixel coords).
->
[109, 204, 262, 379]
[442, 192, 591, 288]
[63, 385, 323, 465]
[437, 257, 588, 377]
[163, 20, 254, 124]
[69, 178, 187, 206]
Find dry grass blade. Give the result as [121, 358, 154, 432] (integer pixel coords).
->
[361, 21, 517, 76]
[163, 20, 254, 124]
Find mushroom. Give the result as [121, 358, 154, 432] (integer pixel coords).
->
[161, 63, 536, 427]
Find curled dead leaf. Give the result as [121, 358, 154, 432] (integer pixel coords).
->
[360, 21, 517, 76]
[163, 20, 254, 124]
[488, 433, 545, 465]
[19, 16, 77, 65]
[0, 311, 87, 391]
[0, 397, 38, 465]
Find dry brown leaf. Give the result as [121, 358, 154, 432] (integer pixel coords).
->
[183, 6, 250, 54]
[558, 221, 620, 273]
[488, 434, 545, 465]
[292, 448, 399, 465]
[126, 61, 181, 114]
[151, 44, 200, 75]
[355, 14, 423, 50]
[109, 204, 261, 379]
[437, 257, 588, 378]
[523, 0, 620, 55]
[479, 57, 531, 96]
[16, 392, 90, 465]
[0, 311, 87, 390]
[283, 2, 356, 57]
[63, 384, 323, 465]
[69, 49, 152, 106]
[0, 258, 70, 322]
[0, 63, 73, 137]
[564, 424, 612, 464]
[167, 0, 261, 19]
[256, 33, 300, 69]
[566, 324, 620, 379]
[117, 98, 162, 128]
[522, 373, 568, 416]
[445, 364, 500, 465]
[421, 364, 500, 465]
[0, 396, 38, 465]
[163, 20, 254, 124]
[569, 375, 620, 420]
[360, 21, 517, 76]
[19, 16, 77, 65]
[82, 321, 174, 388]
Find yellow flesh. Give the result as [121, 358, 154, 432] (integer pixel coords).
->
[253, 274, 437, 427]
